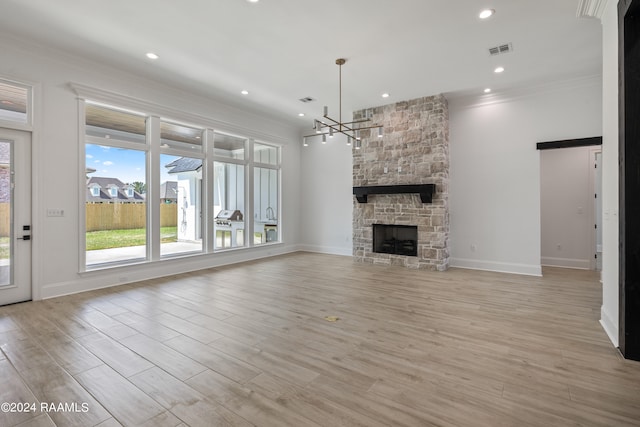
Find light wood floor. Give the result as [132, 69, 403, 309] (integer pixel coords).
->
[1, 252, 639, 427]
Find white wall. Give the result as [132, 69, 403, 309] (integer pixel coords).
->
[540, 146, 599, 269]
[448, 76, 602, 276]
[600, 0, 620, 347]
[0, 34, 301, 300]
[299, 134, 353, 256]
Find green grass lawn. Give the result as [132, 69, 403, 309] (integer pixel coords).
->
[86, 227, 177, 250]
[0, 237, 8, 259]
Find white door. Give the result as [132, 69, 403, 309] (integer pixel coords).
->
[0, 128, 31, 305]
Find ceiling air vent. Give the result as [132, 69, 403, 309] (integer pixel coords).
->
[299, 96, 316, 103]
[488, 43, 513, 56]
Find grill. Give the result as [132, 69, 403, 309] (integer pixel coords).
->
[214, 210, 244, 247]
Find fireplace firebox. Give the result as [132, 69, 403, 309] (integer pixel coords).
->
[373, 224, 418, 257]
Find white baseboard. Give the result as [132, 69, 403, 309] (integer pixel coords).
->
[297, 244, 353, 257]
[600, 305, 619, 347]
[450, 257, 542, 276]
[541, 256, 591, 270]
[40, 244, 299, 300]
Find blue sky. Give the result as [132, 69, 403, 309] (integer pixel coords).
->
[85, 145, 178, 185]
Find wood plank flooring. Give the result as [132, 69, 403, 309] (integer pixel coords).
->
[1, 252, 639, 426]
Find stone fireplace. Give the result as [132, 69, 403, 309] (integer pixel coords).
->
[352, 94, 449, 270]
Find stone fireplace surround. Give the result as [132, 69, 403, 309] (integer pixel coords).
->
[352, 94, 449, 270]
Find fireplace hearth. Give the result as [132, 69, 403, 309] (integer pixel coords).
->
[373, 224, 418, 257]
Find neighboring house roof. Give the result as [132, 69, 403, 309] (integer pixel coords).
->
[165, 157, 202, 174]
[160, 181, 177, 200]
[86, 177, 145, 203]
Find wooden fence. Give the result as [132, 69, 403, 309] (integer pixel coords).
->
[0, 203, 8, 237]
[0, 203, 177, 235]
[86, 203, 177, 232]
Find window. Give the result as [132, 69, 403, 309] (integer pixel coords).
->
[160, 120, 204, 257]
[213, 132, 246, 250]
[89, 185, 100, 197]
[0, 80, 30, 125]
[85, 103, 147, 267]
[253, 142, 280, 245]
[80, 96, 282, 269]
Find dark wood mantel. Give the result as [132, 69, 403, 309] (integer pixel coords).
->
[352, 184, 436, 203]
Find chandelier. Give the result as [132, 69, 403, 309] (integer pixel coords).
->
[302, 58, 383, 149]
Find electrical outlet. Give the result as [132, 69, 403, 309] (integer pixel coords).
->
[46, 209, 64, 217]
[470, 244, 477, 252]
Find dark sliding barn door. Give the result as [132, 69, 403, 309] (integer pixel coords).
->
[620, 0, 640, 361]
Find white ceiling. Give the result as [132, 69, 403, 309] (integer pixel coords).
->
[0, 0, 602, 129]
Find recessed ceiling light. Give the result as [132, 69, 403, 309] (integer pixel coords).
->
[298, 113, 305, 117]
[494, 66, 505, 73]
[146, 52, 159, 60]
[484, 88, 491, 93]
[479, 9, 494, 19]
[247, 0, 259, 2]
[241, 90, 249, 95]
[382, 93, 390, 98]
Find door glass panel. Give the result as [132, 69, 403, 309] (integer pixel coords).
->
[0, 141, 10, 285]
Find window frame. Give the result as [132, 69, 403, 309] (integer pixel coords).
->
[74, 85, 284, 272]
[252, 140, 281, 246]
[0, 78, 33, 131]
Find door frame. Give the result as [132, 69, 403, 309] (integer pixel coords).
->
[0, 128, 32, 305]
[0, 76, 40, 303]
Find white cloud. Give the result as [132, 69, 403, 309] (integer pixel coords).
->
[86, 154, 93, 159]
[103, 161, 114, 166]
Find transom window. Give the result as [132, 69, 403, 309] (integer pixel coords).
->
[0, 79, 31, 126]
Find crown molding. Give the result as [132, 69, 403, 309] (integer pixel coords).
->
[446, 74, 602, 110]
[576, 0, 609, 19]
